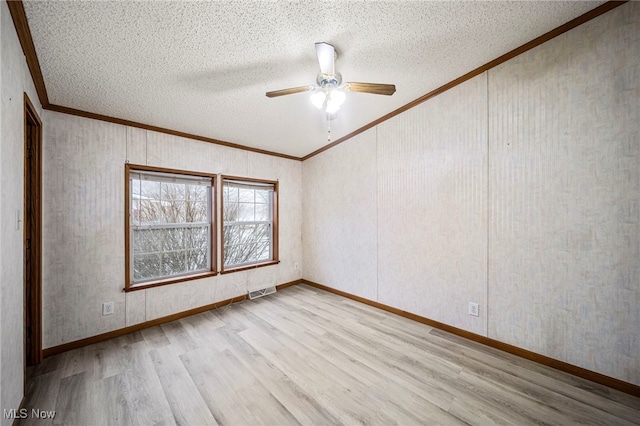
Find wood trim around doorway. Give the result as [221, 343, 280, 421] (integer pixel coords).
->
[24, 92, 43, 369]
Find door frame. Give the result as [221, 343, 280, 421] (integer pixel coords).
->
[24, 92, 43, 370]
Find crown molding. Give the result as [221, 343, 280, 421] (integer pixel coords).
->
[301, 1, 628, 161]
[6, 0, 49, 106]
[7, 0, 627, 161]
[45, 104, 301, 161]
[6, 0, 301, 161]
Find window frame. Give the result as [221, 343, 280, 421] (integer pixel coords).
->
[220, 175, 279, 274]
[124, 164, 217, 292]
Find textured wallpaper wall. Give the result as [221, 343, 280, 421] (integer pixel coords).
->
[303, 131, 378, 301]
[488, 4, 640, 385]
[302, 2, 639, 385]
[377, 74, 488, 336]
[42, 112, 303, 348]
[0, 1, 44, 424]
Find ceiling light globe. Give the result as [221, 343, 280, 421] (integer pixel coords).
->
[330, 90, 346, 107]
[310, 91, 326, 109]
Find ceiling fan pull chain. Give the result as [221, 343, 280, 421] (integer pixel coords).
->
[326, 114, 331, 142]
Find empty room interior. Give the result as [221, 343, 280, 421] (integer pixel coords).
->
[1, 0, 639, 424]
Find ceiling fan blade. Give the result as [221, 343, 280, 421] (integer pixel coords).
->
[315, 42, 335, 75]
[345, 82, 396, 96]
[265, 86, 314, 98]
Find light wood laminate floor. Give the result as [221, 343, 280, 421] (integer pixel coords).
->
[20, 284, 640, 425]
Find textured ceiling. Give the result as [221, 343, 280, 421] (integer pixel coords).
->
[23, 1, 605, 158]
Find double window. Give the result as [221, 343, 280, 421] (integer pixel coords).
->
[125, 165, 278, 291]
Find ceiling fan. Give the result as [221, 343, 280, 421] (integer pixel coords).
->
[266, 42, 396, 114]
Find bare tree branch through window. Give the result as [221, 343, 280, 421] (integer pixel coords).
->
[130, 170, 213, 283]
[223, 179, 276, 269]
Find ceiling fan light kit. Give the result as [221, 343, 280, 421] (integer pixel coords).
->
[266, 42, 396, 118]
[311, 89, 346, 113]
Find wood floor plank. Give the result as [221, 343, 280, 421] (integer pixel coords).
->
[20, 370, 62, 426]
[149, 345, 218, 426]
[52, 372, 89, 426]
[275, 296, 543, 424]
[248, 298, 460, 409]
[427, 328, 640, 423]
[88, 338, 129, 381]
[180, 347, 299, 426]
[218, 325, 342, 425]
[238, 326, 390, 424]
[159, 321, 199, 355]
[458, 368, 635, 426]
[294, 330, 465, 425]
[242, 300, 462, 424]
[87, 373, 132, 426]
[120, 343, 174, 425]
[16, 284, 640, 426]
[179, 310, 227, 345]
[344, 306, 637, 424]
[238, 304, 464, 424]
[291, 295, 464, 379]
[448, 394, 530, 425]
[140, 325, 171, 350]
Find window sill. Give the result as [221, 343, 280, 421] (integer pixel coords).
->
[124, 271, 218, 292]
[220, 260, 280, 275]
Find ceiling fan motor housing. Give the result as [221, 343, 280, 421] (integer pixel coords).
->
[317, 72, 342, 88]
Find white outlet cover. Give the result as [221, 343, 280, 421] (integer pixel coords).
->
[469, 302, 479, 317]
[103, 302, 114, 316]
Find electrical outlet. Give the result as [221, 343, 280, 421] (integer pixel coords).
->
[468, 302, 479, 317]
[102, 302, 114, 316]
[294, 262, 299, 271]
